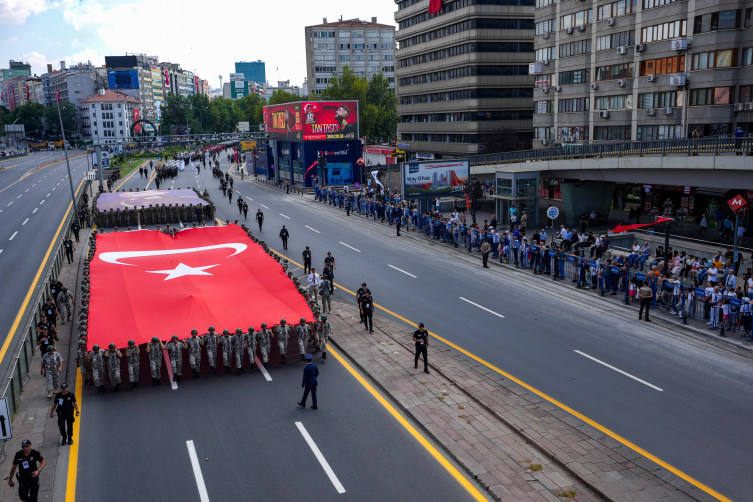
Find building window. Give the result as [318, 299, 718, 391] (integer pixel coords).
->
[534, 127, 554, 139]
[534, 74, 553, 87]
[740, 85, 753, 103]
[595, 31, 635, 51]
[641, 20, 687, 43]
[694, 10, 740, 33]
[535, 47, 556, 60]
[557, 127, 588, 140]
[339, 55, 351, 61]
[338, 43, 350, 49]
[383, 55, 393, 60]
[597, 0, 636, 20]
[690, 87, 733, 105]
[637, 125, 682, 140]
[382, 66, 394, 72]
[559, 40, 591, 58]
[639, 55, 685, 76]
[595, 94, 633, 110]
[596, 63, 634, 80]
[536, 0, 554, 8]
[558, 97, 590, 112]
[558, 69, 590, 85]
[643, 0, 684, 10]
[638, 90, 683, 108]
[536, 19, 556, 35]
[560, 9, 593, 30]
[536, 101, 554, 113]
[593, 126, 631, 140]
[691, 49, 737, 70]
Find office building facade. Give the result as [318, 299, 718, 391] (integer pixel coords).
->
[395, 0, 536, 158]
[235, 60, 266, 84]
[532, 0, 753, 145]
[305, 18, 396, 96]
[78, 89, 141, 144]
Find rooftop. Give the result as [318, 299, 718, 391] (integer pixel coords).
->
[79, 89, 141, 103]
[309, 18, 394, 28]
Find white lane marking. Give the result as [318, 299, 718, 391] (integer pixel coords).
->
[0, 250, 3, 255]
[9, 231, 18, 241]
[305, 226, 320, 233]
[295, 422, 346, 494]
[40, 200, 45, 204]
[52, 187, 55, 190]
[32, 184, 36, 187]
[279, 213, 290, 219]
[255, 356, 272, 381]
[25, 189, 29, 192]
[6, 202, 12, 206]
[46, 193, 50, 197]
[260, 204, 269, 209]
[339, 242, 361, 253]
[22, 218, 28, 225]
[388, 264, 417, 278]
[16, 195, 21, 199]
[186, 440, 211, 502]
[163, 350, 178, 390]
[574, 350, 664, 391]
[57, 182, 60, 186]
[459, 297, 505, 318]
[32, 208, 38, 214]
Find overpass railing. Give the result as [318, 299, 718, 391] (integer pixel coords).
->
[470, 138, 753, 166]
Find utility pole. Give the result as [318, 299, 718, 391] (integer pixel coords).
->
[55, 95, 78, 218]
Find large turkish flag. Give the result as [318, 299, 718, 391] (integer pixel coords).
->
[87, 225, 311, 349]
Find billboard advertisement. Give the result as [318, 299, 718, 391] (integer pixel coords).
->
[403, 160, 470, 199]
[108, 70, 140, 90]
[263, 101, 358, 142]
[229, 73, 245, 81]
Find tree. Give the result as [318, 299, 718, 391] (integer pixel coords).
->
[478, 127, 532, 154]
[159, 92, 192, 135]
[10, 103, 46, 140]
[268, 89, 301, 106]
[44, 102, 78, 139]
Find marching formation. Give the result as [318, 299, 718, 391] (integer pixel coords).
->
[75, 223, 330, 394]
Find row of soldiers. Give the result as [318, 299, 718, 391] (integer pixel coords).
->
[94, 202, 216, 227]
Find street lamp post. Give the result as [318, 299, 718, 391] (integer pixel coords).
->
[662, 198, 674, 275]
[55, 97, 78, 219]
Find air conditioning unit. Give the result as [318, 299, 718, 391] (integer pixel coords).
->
[578, 24, 587, 32]
[645, 108, 656, 116]
[555, 86, 562, 92]
[543, 59, 550, 66]
[599, 110, 610, 118]
[529, 62, 543, 74]
[566, 27, 574, 34]
[542, 87, 550, 94]
[662, 107, 673, 115]
[607, 18, 616, 26]
[671, 37, 690, 51]
[636, 44, 645, 52]
[745, 103, 753, 111]
[618, 79, 626, 87]
[734, 103, 744, 112]
[669, 74, 686, 86]
[541, 139, 550, 145]
[617, 46, 627, 55]
[647, 74, 658, 82]
[542, 32, 550, 39]
[590, 83, 599, 90]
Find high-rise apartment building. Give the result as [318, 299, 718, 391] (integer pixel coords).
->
[235, 60, 266, 84]
[394, 0, 536, 158]
[532, 0, 753, 145]
[305, 17, 396, 96]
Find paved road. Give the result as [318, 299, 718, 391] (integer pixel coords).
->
[108, 154, 750, 502]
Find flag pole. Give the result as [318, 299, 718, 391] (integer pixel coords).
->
[57, 93, 79, 219]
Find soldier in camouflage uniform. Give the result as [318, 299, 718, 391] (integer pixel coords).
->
[58, 287, 74, 324]
[219, 329, 233, 373]
[310, 311, 322, 351]
[204, 326, 219, 375]
[75, 340, 92, 387]
[41, 346, 63, 398]
[296, 318, 310, 361]
[274, 319, 291, 365]
[106, 343, 123, 392]
[146, 337, 166, 385]
[319, 314, 331, 360]
[166, 335, 185, 382]
[186, 329, 203, 378]
[89, 344, 107, 394]
[125, 340, 140, 389]
[244, 327, 257, 373]
[257, 323, 272, 369]
[232, 329, 246, 375]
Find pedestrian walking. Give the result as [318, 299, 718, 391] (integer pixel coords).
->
[356, 283, 370, 324]
[256, 209, 264, 230]
[302, 246, 312, 274]
[297, 354, 319, 409]
[279, 225, 289, 250]
[413, 323, 430, 374]
[8, 440, 45, 502]
[481, 240, 491, 268]
[638, 280, 653, 321]
[49, 383, 79, 445]
[360, 291, 374, 333]
[308, 268, 321, 304]
[320, 275, 333, 313]
[71, 221, 80, 242]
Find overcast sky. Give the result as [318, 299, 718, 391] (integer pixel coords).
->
[1, 0, 399, 89]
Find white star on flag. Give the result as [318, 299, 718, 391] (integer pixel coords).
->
[146, 263, 218, 280]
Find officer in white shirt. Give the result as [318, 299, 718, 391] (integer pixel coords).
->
[307, 269, 321, 305]
[724, 269, 736, 291]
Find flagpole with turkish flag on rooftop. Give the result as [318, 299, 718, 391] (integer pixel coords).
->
[56, 88, 78, 218]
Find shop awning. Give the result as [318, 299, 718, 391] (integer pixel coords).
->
[694, 187, 732, 197]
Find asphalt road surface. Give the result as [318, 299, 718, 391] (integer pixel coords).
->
[109, 154, 752, 502]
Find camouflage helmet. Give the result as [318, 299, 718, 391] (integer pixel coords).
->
[222, 329, 229, 334]
[171, 335, 179, 340]
[235, 328, 242, 334]
[191, 329, 198, 335]
[300, 317, 307, 324]
[208, 326, 215, 331]
[128, 340, 135, 346]
[151, 336, 159, 343]
[248, 327, 255, 332]
[280, 319, 286, 324]
[321, 314, 328, 320]
[92, 344, 100, 351]
[46, 345, 54, 352]
[261, 323, 267, 329]
[78, 340, 86, 346]
[108, 343, 116, 349]
[62, 287, 68, 291]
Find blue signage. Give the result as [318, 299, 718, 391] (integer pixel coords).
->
[107, 70, 139, 90]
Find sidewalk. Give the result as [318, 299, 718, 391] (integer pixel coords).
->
[0, 226, 91, 502]
[326, 297, 704, 502]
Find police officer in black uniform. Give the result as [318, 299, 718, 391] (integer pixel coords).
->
[63, 237, 75, 264]
[50, 383, 79, 445]
[9, 439, 45, 502]
[256, 209, 264, 230]
[360, 290, 374, 333]
[36, 314, 57, 354]
[356, 283, 370, 324]
[302, 246, 312, 274]
[42, 298, 59, 329]
[413, 323, 430, 374]
[279, 225, 289, 250]
[71, 221, 80, 242]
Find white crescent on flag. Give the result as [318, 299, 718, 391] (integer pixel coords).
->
[99, 243, 247, 266]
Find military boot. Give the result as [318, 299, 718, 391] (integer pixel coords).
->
[250, 363, 255, 373]
[157, 379, 161, 385]
[134, 382, 138, 388]
[237, 367, 242, 376]
[282, 355, 286, 365]
[129, 382, 134, 390]
[175, 375, 181, 382]
[264, 361, 269, 369]
[96, 386, 101, 394]
[114, 384, 120, 392]
[152, 378, 157, 386]
[322, 352, 327, 360]
[47, 390, 53, 398]
[211, 367, 216, 375]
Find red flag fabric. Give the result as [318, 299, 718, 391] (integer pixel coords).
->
[56, 89, 60, 103]
[429, 0, 443, 14]
[612, 217, 672, 233]
[87, 226, 311, 349]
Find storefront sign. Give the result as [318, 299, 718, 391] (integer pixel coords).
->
[727, 195, 749, 215]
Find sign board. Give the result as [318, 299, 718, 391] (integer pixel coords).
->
[240, 140, 256, 151]
[403, 160, 470, 199]
[238, 122, 250, 133]
[229, 73, 245, 81]
[354, 182, 361, 189]
[85, 170, 97, 181]
[107, 70, 140, 90]
[546, 206, 560, 220]
[263, 101, 359, 142]
[727, 195, 749, 215]
[101, 151, 110, 168]
[0, 398, 13, 439]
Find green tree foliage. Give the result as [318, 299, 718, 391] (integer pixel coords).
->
[7, 103, 46, 139]
[320, 67, 397, 143]
[43, 102, 78, 139]
[158, 92, 268, 135]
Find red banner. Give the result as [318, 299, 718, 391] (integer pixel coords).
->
[87, 226, 312, 349]
[133, 108, 140, 133]
[612, 217, 672, 233]
[194, 75, 200, 93]
[164, 69, 170, 87]
[429, 0, 442, 14]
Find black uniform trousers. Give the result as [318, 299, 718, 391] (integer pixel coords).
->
[303, 260, 311, 274]
[281, 237, 288, 250]
[18, 477, 40, 502]
[639, 298, 651, 320]
[57, 412, 74, 439]
[414, 344, 428, 370]
[363, 310, 373, 331]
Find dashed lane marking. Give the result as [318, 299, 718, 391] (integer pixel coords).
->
[295, 422, 346, 494]
[9, 232, 17, 240]
[339, 241, 361, 253]
[459, 297, 505, 318]
[575, 350, 664, 391]
[306, 226, 320, 233]
[388, 264, 417, 278]
[22, 218, 28, 225]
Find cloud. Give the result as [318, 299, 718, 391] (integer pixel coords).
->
[20, 47, 103, 76]
[7, 37, 18, 42]
[0, 0, 51, 25]
[21, 50, 51, 75]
